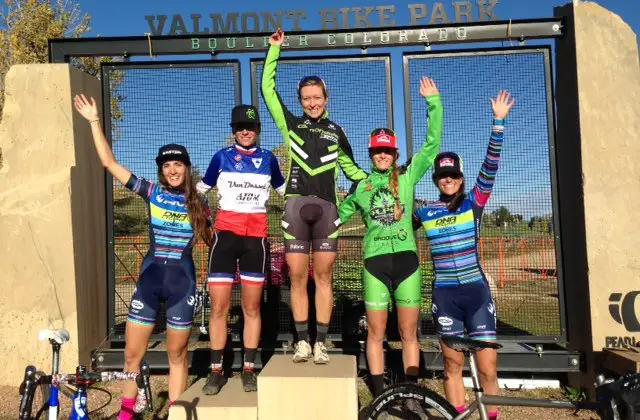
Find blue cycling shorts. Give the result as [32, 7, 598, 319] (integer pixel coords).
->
[127, 260, 197, 330]
[431, 280, 497, 340]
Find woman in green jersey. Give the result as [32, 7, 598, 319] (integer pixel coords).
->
[338, 77, 443, 397]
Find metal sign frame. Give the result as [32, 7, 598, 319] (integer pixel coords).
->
[403, 45, 566, 342]
[49, 18, 563, 62]
[101, 59, 242, 341]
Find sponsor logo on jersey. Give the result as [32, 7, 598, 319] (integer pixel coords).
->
[235, 154, 242, 161]
[235, 162, 243, 171]
[438, 316, 453, 327]
[435, 216, 457, 227]
[155, 194, 185, 207]
[374, 229, 408, 242]
[427, 209, 444, 217]
[162, 211, 188, 221]
[369, 187, 401, 226]
[252, 157, 263, 168]
[227, 180, 269, 190]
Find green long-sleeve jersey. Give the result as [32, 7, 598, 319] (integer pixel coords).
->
[338, 95, 443, 259]
[261, 44, 367, 205]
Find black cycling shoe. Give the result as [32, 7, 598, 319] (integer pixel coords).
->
[241, 369, 258, 392]
[202, 369, 227, 395]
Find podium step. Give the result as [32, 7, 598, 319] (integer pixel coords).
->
[169, 377, 257, 420]
[257, 354, 358, 420]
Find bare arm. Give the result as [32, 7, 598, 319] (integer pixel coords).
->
[73, 94, 131, 185]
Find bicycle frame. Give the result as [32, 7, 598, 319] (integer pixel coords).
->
[47, 341, 61, 420]
[455, 352, 600, 420]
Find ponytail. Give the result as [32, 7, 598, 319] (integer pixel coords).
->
[389, 161, 403, 221]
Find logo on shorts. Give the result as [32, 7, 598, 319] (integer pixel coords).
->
[131, 300, 144, 310]
[487, 303, 495, 315]
[319, 242, 332, 250]
[369, 187, 403, 227]
[438, 316, 453, 327]
[187, 296, 195, 306]
[431, 303, 438, 314]
[290, 244, 305, 250]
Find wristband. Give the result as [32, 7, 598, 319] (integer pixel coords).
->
[493, 118, 505, 125]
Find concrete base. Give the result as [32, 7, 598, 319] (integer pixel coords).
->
[257, 355, 358, 420]
[169, 377, 257, 420]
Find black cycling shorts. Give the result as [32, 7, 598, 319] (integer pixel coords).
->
[207, 230, 267, 286]
[128, 259, 197, 330]
[282, 196, 339, 253]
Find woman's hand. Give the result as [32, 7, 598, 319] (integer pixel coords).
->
[269, 28, 285, 46]
[491, 90, 515, 120]
[419, 76, 439, 98]
[73, 94, 99, 122]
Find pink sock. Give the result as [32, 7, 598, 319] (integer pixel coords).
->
[456, 405, 467, 414]
[117, 397, 136, 420]
[488, 410, 499, 420]
[169, 400, 175, 408]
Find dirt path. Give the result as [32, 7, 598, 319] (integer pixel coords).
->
[3, 375, 598, 419]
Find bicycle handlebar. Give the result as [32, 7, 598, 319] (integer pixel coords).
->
[19, 361, 154, 418]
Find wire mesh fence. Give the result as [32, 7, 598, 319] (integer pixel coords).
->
[404, 48, 561, 337]
[104, 47, 563, 343]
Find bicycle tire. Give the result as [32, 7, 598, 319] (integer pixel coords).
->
[19, 371, 50, 420]
[360, 383, 459, 420]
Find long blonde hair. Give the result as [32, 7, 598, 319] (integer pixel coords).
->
[389, 159, 403, 221]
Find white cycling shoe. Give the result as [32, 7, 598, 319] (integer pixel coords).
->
[292, 340, 313, 363]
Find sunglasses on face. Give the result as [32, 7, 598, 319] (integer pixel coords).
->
[233, 124, 258, 133]
[370, 147, 396, 156]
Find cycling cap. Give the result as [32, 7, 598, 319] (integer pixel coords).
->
[432, 152, 463, 182]
[369, 128, 398, 149]
[156, 144, 191, 167]
[231, 104, 261, 128]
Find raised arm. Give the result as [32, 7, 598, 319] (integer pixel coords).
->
[337, 130, 367, 182]
[261, 29, 295, 146]
[406, 77, 443, 186]
[73, 94, 131, 186]
[471, 90, 515, 208]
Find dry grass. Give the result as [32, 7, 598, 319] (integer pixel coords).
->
[3, 374, 600, 420]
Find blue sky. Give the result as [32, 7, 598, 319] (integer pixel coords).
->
[84, 0, 638, 219]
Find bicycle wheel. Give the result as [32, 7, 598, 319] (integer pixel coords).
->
[360, 383, 459, 420]
[19, 371, 50, 420]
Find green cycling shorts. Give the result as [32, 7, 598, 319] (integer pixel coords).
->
[363, 251, 422, 310]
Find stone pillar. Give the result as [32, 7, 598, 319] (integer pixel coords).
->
[554, 1, 640, 393]
[0, 64, 107, 385]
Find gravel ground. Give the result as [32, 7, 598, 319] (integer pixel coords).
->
[4, 375, 599, 420]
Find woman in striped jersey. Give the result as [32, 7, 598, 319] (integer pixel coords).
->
[74, 94, 212, 419]
[414, 90, 515, 420]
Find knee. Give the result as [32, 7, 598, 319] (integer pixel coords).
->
[124, 346, 144, 370]
[398, 324, 418, 344]
[313, 272, 333, 289]
[166, 343, 188, 365]
[242, 302, 261, 319]
[211, 302, 230, 319]
[367, 325, 386, 343]
[478, 360, 498, 384]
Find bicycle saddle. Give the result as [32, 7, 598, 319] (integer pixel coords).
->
[38, 328, 71, 344]
[441, 336, 502, 353]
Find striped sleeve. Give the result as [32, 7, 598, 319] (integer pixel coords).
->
[471, 118, 505, 208]
[125, 174, 153, 201]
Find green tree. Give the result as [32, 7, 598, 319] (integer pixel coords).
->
[0, 0, 125, 168]
[493, 206, 512, 228]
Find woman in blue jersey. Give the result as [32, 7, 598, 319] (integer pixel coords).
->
[74, 94, 212, 420]
[414, 90, 515, 420]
